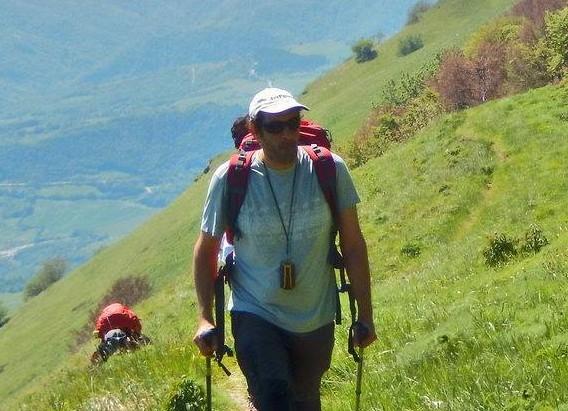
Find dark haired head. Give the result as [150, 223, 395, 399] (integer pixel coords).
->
[231, 115, 250, 149]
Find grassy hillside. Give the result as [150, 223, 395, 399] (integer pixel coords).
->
[327, 83, 568, 410]
[9, 80, 567, 411]
[2, 0, 567, 409]
[303, 0, 519, 143]
[0, 158, 217, 408]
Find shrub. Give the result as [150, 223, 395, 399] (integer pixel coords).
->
[470, 41, 508, 102]
[374, 113, 400, 140]
[401, 242, 421, 258]
[521, 224, 549, 254]
[431, 49, 477, 110]
[511, 0, 567, 29]
[382, 58, 440, 106]
[506, 41, 552, 92]
[164, 376, 206, 411]
[397, 88, 444, 137]
[24, 257, 67, 300]
[464, 17, 524, 57]
[483, 233, 517, 267]
[407, 1, 433, 25]
[542, 6, 568, 78]
[398, 34, 424, 56]
[352, 38, 377, 63]
[0, 302, 8, 328]
[95, 276, 152, 309]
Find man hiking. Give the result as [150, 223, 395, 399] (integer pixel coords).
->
[193, 87, 376, 410]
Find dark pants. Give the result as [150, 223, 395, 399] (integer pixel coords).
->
[231, 312, 334, 411]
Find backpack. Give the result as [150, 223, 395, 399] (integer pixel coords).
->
[94, 303, 142, 339]
[237, 119, 333, 152]
[226, 119, 337, 243]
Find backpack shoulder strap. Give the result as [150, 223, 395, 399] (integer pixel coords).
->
[301, 144, 338, 225]
[226, 150, 255, 242]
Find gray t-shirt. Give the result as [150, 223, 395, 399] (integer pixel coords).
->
[201, 148, 360, 332]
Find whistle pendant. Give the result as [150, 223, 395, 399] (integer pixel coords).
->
[280, 261, 295, 290]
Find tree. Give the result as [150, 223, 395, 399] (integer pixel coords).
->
[352, 39, 377, 63]
[24, 258, 67, 300]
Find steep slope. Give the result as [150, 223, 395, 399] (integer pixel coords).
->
[324, 83, 568, 409]
[2, 0, 565, 409]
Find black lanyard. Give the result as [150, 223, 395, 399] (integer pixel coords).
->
[264, 162, 298, 258]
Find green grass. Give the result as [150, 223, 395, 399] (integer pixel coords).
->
[319, 83, 568, 410]
[1, 1, 567, 409]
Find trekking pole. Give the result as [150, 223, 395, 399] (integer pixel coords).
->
[353, 323, 369, 411]
[206, 356, 212, 411]
[355, 346, 364, 411]
[202, 329, 216, 411]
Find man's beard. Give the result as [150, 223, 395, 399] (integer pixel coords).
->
[271, 142, 298, 165]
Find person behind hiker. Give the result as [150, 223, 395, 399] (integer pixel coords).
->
[231, 115, 249, 149]
[193, 87, 377, 410]
[90, 303, 150, 364]
[217, 114, 251, 263]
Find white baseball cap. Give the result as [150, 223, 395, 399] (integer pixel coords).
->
[248, 87, 309, 120]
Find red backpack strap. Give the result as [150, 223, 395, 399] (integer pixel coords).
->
[226, 150, 255, 243]
[301, 144, 338, 226]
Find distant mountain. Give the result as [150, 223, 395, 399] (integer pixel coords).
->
[0, 0, 418, 291]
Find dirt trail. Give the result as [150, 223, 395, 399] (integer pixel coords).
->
[454, 136, 508, 241]
[220, 361, 251, 410]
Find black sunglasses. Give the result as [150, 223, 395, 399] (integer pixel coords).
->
[262, 116, 301, 134]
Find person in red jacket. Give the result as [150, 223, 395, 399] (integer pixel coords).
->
[90, 303, 150, 364]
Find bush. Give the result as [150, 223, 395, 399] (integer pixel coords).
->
[401, 242, 421, 258]
[431, 49, 478, 110]
[511, 0, 567, 29]
[0, 302, 8, 328]
[506, 41, 552, 92]
[464, 17, 524, 57]
[407, 1, 433, 25]
[483, 233, 517, 267]
[352, 38, 377, 63]
[24, 257, 67, 300]
[470, 41, 508, 102]
[542, 6, 568, 78]
[382, 58, 440, 106]
[398, 34, 424, 56]
[164, 376, 206, 411]
[397, 88, 444, 137]
[521, 224, 549, 254]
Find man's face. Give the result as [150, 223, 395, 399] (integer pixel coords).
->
[255, 110, 301, 166]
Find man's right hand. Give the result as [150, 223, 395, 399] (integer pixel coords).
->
[193, 320, 218, 357]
